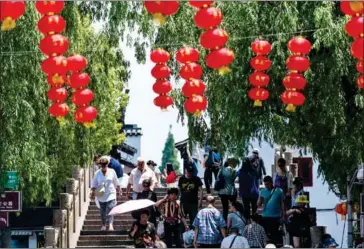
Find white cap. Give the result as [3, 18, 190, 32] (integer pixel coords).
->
[137, 156, 145, 162]
[100, 156, 110, 163]
[265, 244, 276, 248]
[253, 148, 259, 153]
[206, 195, 215, 202]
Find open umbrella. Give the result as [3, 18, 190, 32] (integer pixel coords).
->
[109, 199, 155, 216]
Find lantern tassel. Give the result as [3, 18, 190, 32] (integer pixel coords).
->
[340, 214, 346, 221]
[56, 116, 67, 126]
[52, 74, 65, 85]
[161, 107, 168, 112]
[286, 104, 296, 112]
[193, 110, 201, 117]
[83, 122, 96, 128]
[218, 66, 232, 75]
[1, 17, 16, 31]
[253, 100, 263, 107]
[152, 13, 166, 25]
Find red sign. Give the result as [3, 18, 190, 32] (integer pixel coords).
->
[293, 157, 313, 187]
[0, 212, 9, 227]
[0, 191, 22, 212]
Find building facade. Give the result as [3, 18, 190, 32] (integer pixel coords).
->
[118, 124, 142, 174]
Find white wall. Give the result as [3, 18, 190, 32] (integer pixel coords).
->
[124, 135, 142, 164]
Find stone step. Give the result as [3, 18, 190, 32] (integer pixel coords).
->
[82, 225, 131, 231]
[85, 214, 193, 222]
[77, 246, 133, 248]
[77, 240, 133, 246]
[79, 235, 130, 241]
[84, 220, 156, 226]
[81, 230, 128, 236]
[87, 204, 223, 211]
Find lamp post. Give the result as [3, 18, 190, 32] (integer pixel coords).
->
[347, 164, 364, 248]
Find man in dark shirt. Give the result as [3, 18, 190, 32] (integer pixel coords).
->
[178, 165, 203, 228]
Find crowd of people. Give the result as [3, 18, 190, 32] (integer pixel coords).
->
[89, 147, 339, 248]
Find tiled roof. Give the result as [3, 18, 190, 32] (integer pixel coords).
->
[123, 124, 143, 136]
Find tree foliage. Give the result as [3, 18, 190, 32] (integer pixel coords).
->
[0, 2, 129, 206]
[160, 126, 180, 174]
[80, 1, 364, 195]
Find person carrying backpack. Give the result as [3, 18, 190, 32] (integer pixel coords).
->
[203, 147, 222, 194]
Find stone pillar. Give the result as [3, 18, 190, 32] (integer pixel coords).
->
[44, 226, 58, 248]
[66, 179, 76, 195]
[53, 210, 66, 248]
[72, 167, 82, 181]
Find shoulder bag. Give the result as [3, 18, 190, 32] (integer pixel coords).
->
[95, 182, 106, 197]
[229, 235, 239, 248]
[214, 169, 226, 191]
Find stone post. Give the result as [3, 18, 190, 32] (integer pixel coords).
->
[53, 209, 66, 248]
[44, 226, 59, 248]
[60, 193, 71, 248]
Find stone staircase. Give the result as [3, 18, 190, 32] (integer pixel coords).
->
[76, 188, 225, 248]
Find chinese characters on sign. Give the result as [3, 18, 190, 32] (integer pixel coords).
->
[0, 212, 8, 227]
[0, 191, 22, 212]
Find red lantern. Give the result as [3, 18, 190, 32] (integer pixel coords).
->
[151, 64, 171, 79]
[160, 1, 179, 16]
[189, 1, 214, 9]
[200, 28, 229, 49]
[250, 56, 272, 71]
[150, 49, 170, 64]
[154, 95, 174, 109]
[335, 203, 344, 215]
[281, 90, 306, 112]
[176, 47, 199, 64]
[179, 63, 203, 80]
[144, 1, 179, 25]
[194, 7, 222, 29]
[358, 75, 364, 89]
[341, 203, 348, 215]
[49, 102, 69, 117]
[74, 106, 98, 124]
[47, 74, 67, 87]
[288, 37, 312, 55]
[47, 87, 68, 102]
[345, 16, 364, 38]
[248, 87, 269, 107]
[37, 15, 66, 35]
[68, 73, 91, 89]
[283, 73, 307, 90]
[41, 56, 68, 75]
[205, 48, 235, 75]
[35, 1, 65, 15]
[341, 1, 364, 16]
[286, 55, 310, 72]
[39, 34, 69, 56]
[251, 40, 272, 55]
[248, 72, 270, 87]
[357, 60, 364, 73]
[182, 79, 206, 97]
[350, 38, 364, 59]
[67, 54, 88, 73]
[152, 80, 172, 95]
[184, 95, 207, 115]
[0, 1, 26, 31]
[72, 89, 95, 106]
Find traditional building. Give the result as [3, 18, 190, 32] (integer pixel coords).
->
[119, 124, 142, 174]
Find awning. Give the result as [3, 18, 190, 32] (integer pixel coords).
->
[11, 230, 33, 236]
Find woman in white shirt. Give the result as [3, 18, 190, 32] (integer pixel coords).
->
[90, 158, 121, 231]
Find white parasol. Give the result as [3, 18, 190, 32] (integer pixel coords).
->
[109, 199, 155, 216]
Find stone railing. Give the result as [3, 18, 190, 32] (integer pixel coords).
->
[44, 165, 97, 248]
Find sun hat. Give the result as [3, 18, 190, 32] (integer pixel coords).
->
[295, 195, 310, 204]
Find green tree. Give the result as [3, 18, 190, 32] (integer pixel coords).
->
[160, 125, 180, 174]
[0, 2, 129, 206]
[79, 1, 363, 195]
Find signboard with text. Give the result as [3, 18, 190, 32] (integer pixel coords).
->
[1, 171, 19, 189]
[0, 191, 22, 212]
[0, 212, 9, 227]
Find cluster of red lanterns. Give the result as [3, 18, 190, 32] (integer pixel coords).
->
[176, 47, 207, 116]
[189, 1, 234, 75]
[37, 1, 97, 126]
[341, 1, 364, 89]
[248, 40, 272, 107]
[144, 1, 179, 25]
[37, 1, 70, 121]
[281, 37, 312, 112]
[151, 48, 174, 110]
[0, 1, 26, 31]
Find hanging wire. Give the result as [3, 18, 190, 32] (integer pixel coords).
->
[0, 26, 340, 56]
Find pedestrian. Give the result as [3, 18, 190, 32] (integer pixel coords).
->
[220, 228, 249, 248]
[178, 164, 203, 228]
[95, 155, 124, 187]
[147, 160, 161, 187]
[203, 147, 222, 195]
[257, 176, 286, 246]
[250, 148, 267, 184]
[193, 195, 227, 248]
[90, 157, 121, 231]
[156, 188, 189, 248]
[237, 157, 260, 219]
[217, 160, 237, 221]
[126, 157, 157, 200]
[131, 179, 159, 226]
[243, 213, 267, 248]
[129, 209, 157, 248]
[286, 195, 311, 248]
[273, 158, 293, 209]
[164, 162, 178, 188]
[291, 177, 305, 207]
[227, 202, 246, 235]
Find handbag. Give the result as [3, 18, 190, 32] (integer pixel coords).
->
[214, 169, 226, 191]
[94, 182, 106, 197]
